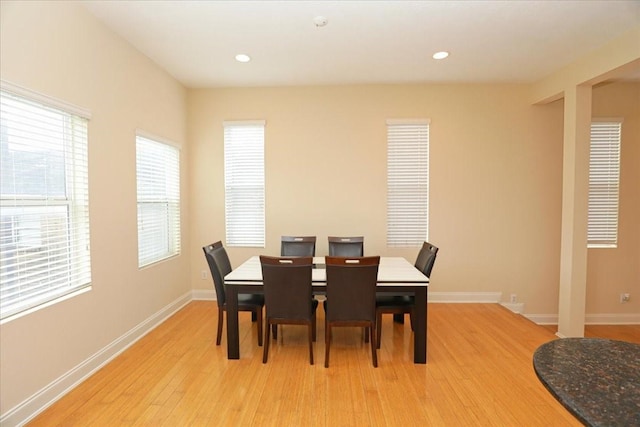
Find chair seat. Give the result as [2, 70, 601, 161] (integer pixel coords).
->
[236, 293, 265, 307]
[375, 295, 414, 307]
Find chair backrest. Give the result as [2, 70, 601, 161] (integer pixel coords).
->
[328, 236, 364, 257]
[260, 256, 313, 320]
[414, 241, 439, 278]
[325, 256, 380, 322]
[202, 241, 232, 306]
[281, 235, 316, 257]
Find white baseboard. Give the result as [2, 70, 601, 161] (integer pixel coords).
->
[525, 312, 640, 325]
[428, 291, 502, 303]
[197, 290, 502, 304]
[524, 314, 558, 325]
[1, 292, 192, 427]
[192, 288, 217, 300]
[500, 302, 525, 314]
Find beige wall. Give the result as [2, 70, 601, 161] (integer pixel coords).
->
[188, 85, 567, 312]
[0, 1, 189, 415]
[188, 83, 639, 318]
[588, 82, 640, 315]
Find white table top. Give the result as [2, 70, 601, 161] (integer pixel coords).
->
[224, 256, 429, 287]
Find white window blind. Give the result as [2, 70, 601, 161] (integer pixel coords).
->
[223, 121, 265, 247]
[0, 88, 91, 320]
[588, 120, 622, 248]
[136, 134, 181, 267]
[387, 119, 430, 247]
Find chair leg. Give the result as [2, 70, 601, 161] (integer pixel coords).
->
[272, 324, 278, 340]
[312, 311, 317, 342]
[370, 322, 378, 367]
[257, 308, 263, 347]
[216, 307, 224, 345]
[376, 311, 383, 349]
[308, 323, 314, 365]
[324, 324, 331, 368]
[364, 327, 369, 343]
[263, 319, 271, 363]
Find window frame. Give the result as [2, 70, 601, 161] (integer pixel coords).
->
[386, 119, 430, 248]
[223, 120, 266, 248]
[135, 132, 181, 268]
[0, 81, 92, 321]
[588, 118, 622, 249]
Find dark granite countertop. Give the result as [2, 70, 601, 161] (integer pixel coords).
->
[533, 338, 640, 427]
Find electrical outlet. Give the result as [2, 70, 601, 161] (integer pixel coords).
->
[201, 270, 207, 280]
[510, 294, 517, 304]
[620, 293, 630, 303]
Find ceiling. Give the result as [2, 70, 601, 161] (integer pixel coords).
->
[82, 0, 640, 88]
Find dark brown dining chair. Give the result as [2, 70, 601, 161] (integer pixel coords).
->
[273, 235, 317, 339]
[203, 241, 264, 346]
[324, 256, 380, 368]
[375, 242, 438, 348]
[328, 236, 364, 257]
[260, 256, 316, 364]
[281, 235, 316, 257]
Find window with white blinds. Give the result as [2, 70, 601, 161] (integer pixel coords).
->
[588, 119, 622, 248]
[136, 134, 181, 267]
[0, 86, 91, 320]
[386, 119, 430, 247]
[223, 121, 265, 247]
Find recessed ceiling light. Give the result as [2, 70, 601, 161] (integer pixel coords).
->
[432, 51, 449, 60]
[313, 16, 328, 27]
[235, 54, 251, 63]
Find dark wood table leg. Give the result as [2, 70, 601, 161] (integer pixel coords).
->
[413, 287, 427, 363]
[225, 284, 240, 359]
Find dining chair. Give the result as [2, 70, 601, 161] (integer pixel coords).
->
[328, 236, 364, 257]
[273, 235, 317, 339]
[260, 256, 317, 364]
[324, 255, 380, 368]
[203, 241, 264, 346]
[375, 241, 438, 348]
[280, 235, 316, 257]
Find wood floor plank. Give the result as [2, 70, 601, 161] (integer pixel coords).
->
[28, 301, 638, 426]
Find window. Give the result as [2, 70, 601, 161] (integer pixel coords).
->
[588, 119, 622, 248]
[0, 84, 91, 320]
[136, 134, 181, 267]
[223, 121, 265, 247]
[386, 119, 430, 247]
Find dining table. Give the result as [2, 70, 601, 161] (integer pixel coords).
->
[223, 256, 430, 363]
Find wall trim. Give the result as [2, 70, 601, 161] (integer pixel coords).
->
[428, 291, 502, 303]
[1, 292, 192, 427]
[194, 290, 503, 304]
[500, 302, 525, 314]
[525, 312, 640, 325]
[192, 289, 217, 300]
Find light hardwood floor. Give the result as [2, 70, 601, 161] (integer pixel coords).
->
[28, 302, 639, 426]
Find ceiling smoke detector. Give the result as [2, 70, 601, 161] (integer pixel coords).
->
[313, 16, 328, 27]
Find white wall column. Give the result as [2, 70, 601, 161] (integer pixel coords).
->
[557, 84, 591, 337]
